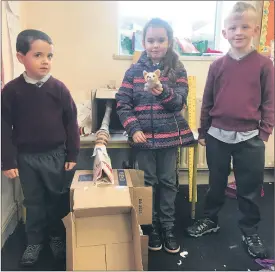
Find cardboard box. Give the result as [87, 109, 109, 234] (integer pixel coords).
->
[70, 169, 152, 225]
[140, 235, 149, 271]
[63, 186, 143, 271]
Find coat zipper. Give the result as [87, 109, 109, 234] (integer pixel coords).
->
[151, 97, 155, 147]
[174, 114, 182, 145]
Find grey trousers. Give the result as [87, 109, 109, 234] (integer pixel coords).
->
[204, 134, 265, 235]
[136, 147, 178, 229]
[17, 146, 74, 244]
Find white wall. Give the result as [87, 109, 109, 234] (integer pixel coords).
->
[1, 1, 25, 247]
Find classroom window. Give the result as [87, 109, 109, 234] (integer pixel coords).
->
[118, 1, 238, 56]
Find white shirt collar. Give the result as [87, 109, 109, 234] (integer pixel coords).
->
[23, 72, 51, 87]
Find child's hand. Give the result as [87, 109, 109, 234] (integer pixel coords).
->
[151, 82, 163, 95]
[151, 88, 163, 96]
[133, 131, 147, 143]
[65, 162, 76, 171]
[3, 169, 19, 179]
[199, 139, 206, 146]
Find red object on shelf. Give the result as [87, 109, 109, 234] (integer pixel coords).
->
[206, 48, 223, 53]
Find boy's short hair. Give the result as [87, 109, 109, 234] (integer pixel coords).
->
[224, 1, 258, 26]
[232, 1, 257, 14]
[16, 29, 53, 55]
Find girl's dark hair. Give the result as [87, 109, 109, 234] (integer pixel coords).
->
[143, 18, 184, 82]
[16, 29, 53, 55]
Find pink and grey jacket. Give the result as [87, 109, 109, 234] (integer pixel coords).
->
[115, 51, 194, 149]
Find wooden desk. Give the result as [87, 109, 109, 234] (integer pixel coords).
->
[80, 133, 199, 219]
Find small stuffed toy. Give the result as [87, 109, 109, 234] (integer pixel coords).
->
[143, 69, 163, 92]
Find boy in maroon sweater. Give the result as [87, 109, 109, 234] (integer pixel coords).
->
[186, 2, 274, 259]
[1, 30, 80, 266]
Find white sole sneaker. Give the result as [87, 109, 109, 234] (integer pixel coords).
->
[164, 245, 180, 254]
[148, 244, 162, 251]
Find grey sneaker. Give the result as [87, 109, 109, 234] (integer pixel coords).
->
[242, 234, 268, 259]
[49, 236, 66, 259]
[186, 218, 220, 237]
[20, 244, 43, 266]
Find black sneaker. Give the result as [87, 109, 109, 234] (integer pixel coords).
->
[49, 236, 66, 259]
[148, 227, 162, 251]
[20, 244, 43, 266]
[163, 228, 180, 254]
[242, 234, 268, 259]
[186, 218, 220, 237]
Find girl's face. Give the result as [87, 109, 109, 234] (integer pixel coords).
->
[143, 26, 170, 63]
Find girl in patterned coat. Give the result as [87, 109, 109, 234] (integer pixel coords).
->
[116, 18, 194, 253]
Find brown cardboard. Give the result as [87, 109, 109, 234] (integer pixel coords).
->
[73, 186, 131, 218]
[70, 169, 152, 225]
[62, 213, 75, 270]
[75, 245, 106, 270]
[63, 186, 143, 271]
[106, 243, 135, 270]
[132, 187, 152, 225]
[141, 235, 149, 271]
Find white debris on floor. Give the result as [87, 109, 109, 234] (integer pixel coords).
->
[177, 260, 182, 266]
[180, 251, 188, 258]
[229, 244, 238, 249]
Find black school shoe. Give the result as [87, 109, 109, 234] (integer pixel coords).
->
[20, 244, 43, 267]
[148, 226, 162, 251]
[49, 236, 66, 259]
[162, 227, 180, 254]
[242, 234, 268, 259]
[186, 218, 220, 237]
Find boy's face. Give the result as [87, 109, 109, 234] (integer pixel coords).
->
[17, 39, 54, 80]
[143, 27, 170, 62]
[222, 11, 259, 51]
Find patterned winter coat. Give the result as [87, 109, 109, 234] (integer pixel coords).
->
[116, 51, 194, 149]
